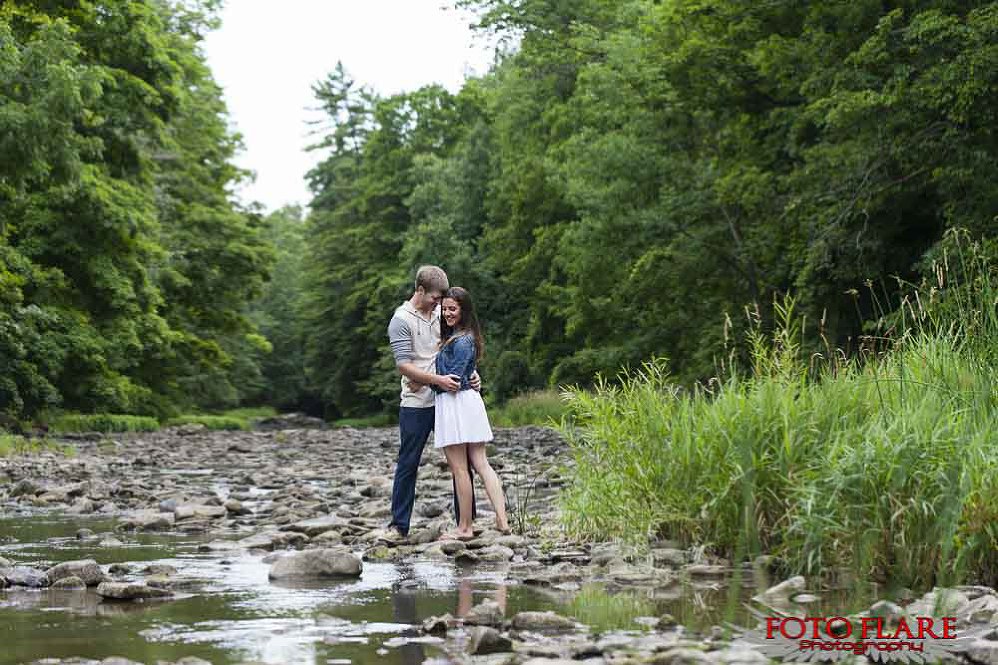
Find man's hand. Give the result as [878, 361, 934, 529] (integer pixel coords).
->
[470, 371, 482, 392]
[435, 374, 461, 393]
[406, 379, 426, 392]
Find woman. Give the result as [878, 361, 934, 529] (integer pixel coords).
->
[432, 287, 509, 539]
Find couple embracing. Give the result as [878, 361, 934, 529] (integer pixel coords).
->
[383, 265, 509, 543]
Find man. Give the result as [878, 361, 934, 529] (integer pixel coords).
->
[383, 265, 478, 544]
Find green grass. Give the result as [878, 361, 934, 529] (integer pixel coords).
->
[165, 414, 247, 430]
[332, 413, 396, 428]
[167, 406, 279, 431]
[560, 232, 998, 588]
[51, 413, 159, 434]
[490, 390, 568, 427]
[0, 434, 74, 457]
[217, 406, 278, 421]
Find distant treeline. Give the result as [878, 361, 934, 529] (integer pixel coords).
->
[3, 0, 998, 424]
[1, 0, 273, 426]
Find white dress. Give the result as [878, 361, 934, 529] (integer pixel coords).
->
[434, 389, 494, 448]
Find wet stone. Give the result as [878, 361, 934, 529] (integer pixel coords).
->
[267, 548, 362, 580]
[511, 611, 577, 632]
[46, 559, 104, 586]
[96, 581, 174, 600]
[465, 599, 504, 627]
[51, 575, 87, 590]
[3, 566, 50, 588]
[468, 626, 514, 655]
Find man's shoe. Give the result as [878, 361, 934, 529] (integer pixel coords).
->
[376, 525, 408, 547]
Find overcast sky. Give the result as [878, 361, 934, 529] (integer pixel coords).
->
[202, 1, 495, 212]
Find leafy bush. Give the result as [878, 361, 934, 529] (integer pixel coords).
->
[491, 390, 568, 427]
[0, 433, 74, 457]
[52, 414, 159, 434]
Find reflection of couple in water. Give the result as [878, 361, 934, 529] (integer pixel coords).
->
[392, 570, 507, 665]
[383, 266, 510, 544]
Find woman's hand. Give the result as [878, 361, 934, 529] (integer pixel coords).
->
[434, 374, 461, 392]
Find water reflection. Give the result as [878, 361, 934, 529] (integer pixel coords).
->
[1, 514, 883, 665]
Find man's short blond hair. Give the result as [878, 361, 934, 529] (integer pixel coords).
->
[414, 265, 449, 293]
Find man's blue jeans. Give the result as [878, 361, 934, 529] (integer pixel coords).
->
[391, 406, 476, 535]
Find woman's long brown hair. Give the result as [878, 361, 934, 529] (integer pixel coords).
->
[440, 287, 484, 362]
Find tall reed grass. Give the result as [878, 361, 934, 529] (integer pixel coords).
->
[560, 230, 998, 588]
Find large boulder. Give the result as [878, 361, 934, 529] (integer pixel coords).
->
[97, 581, 174, 600]
[267, 549, 362, 580]
[2, 566, 50, 588]
[46, 559, 105, 586]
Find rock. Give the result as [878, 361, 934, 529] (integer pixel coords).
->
[97, 581, 174, 600]
[363, 546, 397, 562]
[108, 563, 133, 575]
[465, 599, 504, 626]
[267, 549, 362, 580]
[198, 540, 241, 553]
[644, 647, 710, 664]
[119, 510, 175, 531]
[511, 611, 576, 631]
[10, 478, 41, 497]
[652, 548, 688, 567]
[143, 564, 177, 576]
[99, 536, 124, 547]
[225, 498, 250, 515]
[752, 575, 806, 606]
[409, 522, 444, 545]
[966, 639, 998, 665]
[440, 540, 467, 555]
[906, 588, 970, 618]
[3, 566, 50, 588]
[684, 563, 728, 577]
[312, 530, 343, 545]
[495, 534, 528, 548]
[174, 504, 226, 520]
[455, 550, 480, 565]
[419, 501, 446, 518]
[423, 613, 455, 634]
[468, 626, 513, 655]
[255, 412, 326, 430]
[284, 515, 348, 537]
[67, 497, 96, 514]
[175, 423, 207, 436]
[477, 545, 515, 562]
[51, 575, 87, 590]
[76, 528, 95, 540]
[46, 559, 105, 586]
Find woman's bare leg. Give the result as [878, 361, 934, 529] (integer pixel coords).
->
[467, 443, 509, 532]
[444, 444, 474, 536]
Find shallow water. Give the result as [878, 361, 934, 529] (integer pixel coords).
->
[0, 513, 880, 665]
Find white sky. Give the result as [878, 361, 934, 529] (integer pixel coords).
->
[202, 1, 495, 212]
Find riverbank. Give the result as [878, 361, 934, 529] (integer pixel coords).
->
[2, 424, 997, 664]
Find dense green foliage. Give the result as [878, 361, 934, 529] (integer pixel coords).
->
[560, 237, 998, 587]
[51, 413, 159, 434]
[0, 1, 272, 425]
[4, 0, 996, 425]
[299, 0, 998, 418]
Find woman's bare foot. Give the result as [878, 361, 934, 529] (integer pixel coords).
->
[439, 529, 474, 542]
[495, 520, 511, 535]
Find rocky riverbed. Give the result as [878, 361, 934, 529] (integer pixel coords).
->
[1, 421, 997, 665]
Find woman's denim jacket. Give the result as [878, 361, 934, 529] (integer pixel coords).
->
[434, 334, 477, 393]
